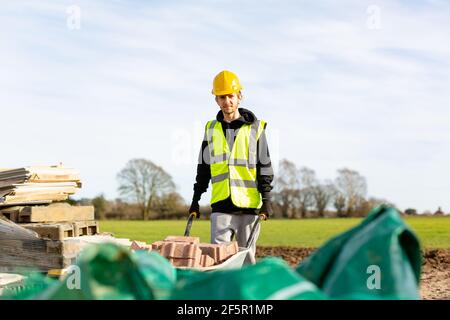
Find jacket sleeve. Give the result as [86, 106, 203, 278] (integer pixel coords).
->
[256, 124, 274, 201]
[192, 135, 211, 202]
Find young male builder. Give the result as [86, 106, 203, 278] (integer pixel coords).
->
[189, 70, 274, 264]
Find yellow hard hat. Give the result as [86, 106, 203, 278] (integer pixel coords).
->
[212, 70, 243, 96]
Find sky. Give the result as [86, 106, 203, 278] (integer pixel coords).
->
[1, 0, 449, 213]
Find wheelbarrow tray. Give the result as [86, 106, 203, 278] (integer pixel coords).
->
[177, 213, 260, 272]
[176, 247, 250, 272]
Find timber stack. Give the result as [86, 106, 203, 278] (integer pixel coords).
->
[0, 164, 98, 272]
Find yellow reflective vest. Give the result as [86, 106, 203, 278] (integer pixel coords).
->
[205, 119, 266, 209]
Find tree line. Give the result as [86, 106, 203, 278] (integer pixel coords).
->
[271, 159, 394, 218]
[71, 158, 424, 220]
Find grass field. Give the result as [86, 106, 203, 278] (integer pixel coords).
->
[100, 216, 450, 249]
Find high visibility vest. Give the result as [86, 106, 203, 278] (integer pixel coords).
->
[205, 119, 266, 209]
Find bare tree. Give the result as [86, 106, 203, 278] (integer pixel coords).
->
[312, 181, 335, 217]
[91, 194, 107, 220]
[356, 197, 398, 217]
[273, 159, 300, 218]
[296, 167, 317, 218]
[333, 191, 346, 217]
[153, 192, 186, 219]
[117, 159, 175, 220]
[335, 168, 367, 217]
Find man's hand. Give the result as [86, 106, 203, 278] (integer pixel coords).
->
[258, 213, 268, 221]
[259, 200, 273, 220]
[189, 201, 200, 219]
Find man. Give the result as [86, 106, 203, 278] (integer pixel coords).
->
[189, 70, 274, 264]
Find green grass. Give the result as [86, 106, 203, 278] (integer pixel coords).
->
[99, 216, 450, 249]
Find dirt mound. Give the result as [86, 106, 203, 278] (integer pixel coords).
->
[420, 249, 450, 300]
[422, 249, 450, 271]
[256, 246, 315, 266]
[256, 246, 450, 300]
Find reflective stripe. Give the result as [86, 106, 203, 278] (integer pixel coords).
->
[207, 120, 217, 146]
[260, 166, 274, 175]
[225, 128, 238, 150]
[211, 172, 229, 184]
[229, 158, 256, 169]
[248, 120, 259, 166]
[209, 120, 217, 130]
[230, 179, 257, 188]
[211, 153, 228, 164]
[208, 120, 226, 163]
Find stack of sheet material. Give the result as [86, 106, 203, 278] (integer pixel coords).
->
[0, 165, 81, 206]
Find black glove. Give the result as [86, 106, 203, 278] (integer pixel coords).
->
[189, 201, 200, 219]
[259, 200, 273, 220]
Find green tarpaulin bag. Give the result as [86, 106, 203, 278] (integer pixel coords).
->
[31, 243, 176, 300]
[171, 257, 326, 300]
[296, 205, 422, 299]
[1, 271, 58, 300]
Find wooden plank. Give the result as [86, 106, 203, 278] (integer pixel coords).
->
[0, 184, 79, 197]
[0, 166, 80, 182]
[0, 239, 84, 272]
[18, 203, 94, 223]
[0, 200, 52, 207]
[1, 193, 69, 205]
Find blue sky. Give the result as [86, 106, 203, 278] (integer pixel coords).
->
[1, 0, 449, 213]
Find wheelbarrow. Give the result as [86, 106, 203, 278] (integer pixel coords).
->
[177, 213, 261, 272]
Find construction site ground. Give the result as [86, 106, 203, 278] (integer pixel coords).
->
[256, 246, 450, 300]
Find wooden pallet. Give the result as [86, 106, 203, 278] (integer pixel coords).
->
[72, 221, 99, 237]
[0, 207, 21, 222]
[20, 223, 75, 240]
[20, 221, 99, 240]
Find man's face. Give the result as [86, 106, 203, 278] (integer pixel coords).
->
[215, 92, 242, 115]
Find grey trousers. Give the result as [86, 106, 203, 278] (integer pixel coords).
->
[210, 212, 260, 265]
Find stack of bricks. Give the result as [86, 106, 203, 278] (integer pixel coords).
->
[130, 236, 239, 268]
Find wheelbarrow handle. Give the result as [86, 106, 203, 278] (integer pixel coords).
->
[184, 213, 196, 236]
[245, 215, 262, 249]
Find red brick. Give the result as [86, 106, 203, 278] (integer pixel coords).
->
[225, 241, 239, 256]
[163, 236, 200, 244]
[166, 246, 202, 267]
[169, 257, 199, 268]
[160, 242, 202, 261]
[151, 241, 165, 252]
[198, 243, 228, 262]
[200, 254, 215, 267]
[130, 241, 152, 251]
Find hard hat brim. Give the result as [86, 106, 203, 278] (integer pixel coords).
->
[212, 87, 243, 96]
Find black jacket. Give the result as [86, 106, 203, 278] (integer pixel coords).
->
[192, 108, 274, 214]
